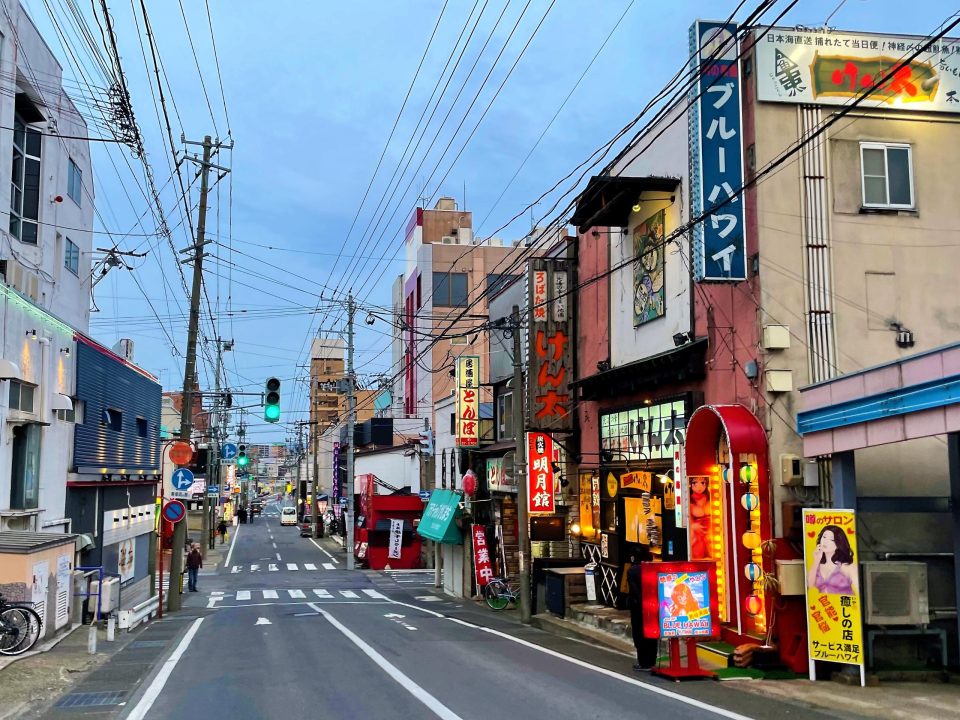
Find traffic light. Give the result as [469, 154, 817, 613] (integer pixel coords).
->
[237, 444, 248, 468]
[264, 377, 281, 422]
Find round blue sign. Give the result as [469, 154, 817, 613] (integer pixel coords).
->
[221, 443, 238, 460]
[162, 500, 186, 523]
[171, 467, 195, 491]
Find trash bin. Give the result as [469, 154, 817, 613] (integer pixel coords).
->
[584, 562, 597, 603]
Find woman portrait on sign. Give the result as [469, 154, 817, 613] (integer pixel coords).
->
[667, 582, 701, 618]
[807, 524, 859, 596]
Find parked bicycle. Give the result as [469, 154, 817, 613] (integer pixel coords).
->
[483, 577, 520, 611]
[0, 592, 43, 656]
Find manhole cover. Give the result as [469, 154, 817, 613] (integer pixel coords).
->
[128, 640, 166, 649]
[54, 691, 127, 708]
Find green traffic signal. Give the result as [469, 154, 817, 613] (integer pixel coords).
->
[264, 404, 280, 421]
[237, 443, 248, 467]
[264, 377, 281, 423]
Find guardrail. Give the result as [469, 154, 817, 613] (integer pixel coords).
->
[118, 594, 159, 631]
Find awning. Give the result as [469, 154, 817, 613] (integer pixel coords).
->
[570, 175, 679, 232]
[574, 338, 707, 400]
[417, 489, 462, 544]
[684, 404, 768, 476]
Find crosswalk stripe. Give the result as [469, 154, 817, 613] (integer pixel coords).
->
[312, 589, 332, 598]
[286, 563, 298, 571]
[250, 564, 260, 572]
[339, 590, 358, 598]
[288, 589, 306, 598]
[236, 590, 251, 600]
[304, 563, 317, 570]
[231, 566, 240, 574]
[322, 563, 336, 570]
[263, 590, 279, 599]
[269, 564, 279, 572]
[362, 589, 386, 598]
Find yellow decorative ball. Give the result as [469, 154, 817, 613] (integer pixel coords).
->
[741, 531, 761, 550]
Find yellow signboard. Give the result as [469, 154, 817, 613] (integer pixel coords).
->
[802, 508, 864, 679]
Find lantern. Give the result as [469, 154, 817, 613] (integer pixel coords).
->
[462, 469, 477, 497]
[739, 464, 756, 484]
[745, 594, 763, 616]
[740, 492, 759, 511]
[744, 562, 762, 582]
[721, 467, 731, 483]
[741, 531, 761, 550]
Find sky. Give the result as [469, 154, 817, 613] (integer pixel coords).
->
[21, 0, 958, 445]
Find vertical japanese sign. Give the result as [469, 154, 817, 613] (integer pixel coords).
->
[455, 355, 480, 447]
[802, 509, 864, 677]
[332, 441, 341, 518]
[526, 431, 555, 513]
[689, 20, 746, 280]
[388, 518, 403, 559]
[527, 259, 573, 431]
[472, 524, 494, 587]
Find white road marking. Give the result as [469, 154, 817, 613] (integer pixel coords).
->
[231, 566, 240, 574]
[255, 617, 271, 626]
[310, 605, 461, 720]
[385, 599, 755, 720]
[309, 538, 340, 563]
[276, 553, 282, 561]
[322, 563, 336, 570]
[313, 589, 332, 598]
[272, 542, 277, 548]
[250, 564, 260, 572]
[125, 617, 204, 720]
[363, 589, 387, 599]
[304, 563, 317, 570]
[224, 526, 240, 567]
[269, 564, 279, 572]
[286, 563, 298, 571]
[288, 589, 306, 598]
[263, 590, 279, 599]
[236, 590, 251, 600]
[339, 590, 358, 598]
[414, 595, 442, 602]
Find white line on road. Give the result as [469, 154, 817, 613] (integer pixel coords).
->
[286, 563, 298, 571]
[269, 563, 279, 572]
[231, 566, 240, 574]
[384, 599, 754, 720]
[272, 542, 277, 548]
[313, 589, 332, 598]
[309, 538, 340, 563]
[250, 564, 260, 572]
[309, 604, 462, 720]
[224, 526, 240, 567]
[125, 617, 204, 720]
[275, 553, 282, 561]
[322, 562, 336, 570]
[236, 590, 251, 600]
[363, 589, 387, 599]
[304, 563, 317, 570]
[288, 589, 306, 598]
[263, 590, 279, 599]
[339, 590, 358, 598]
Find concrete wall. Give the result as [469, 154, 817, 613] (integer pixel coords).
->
[354, 447, 420, 494]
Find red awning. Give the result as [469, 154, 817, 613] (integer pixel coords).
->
[685, 404, 767, 475]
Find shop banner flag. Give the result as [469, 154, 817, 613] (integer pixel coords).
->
[388, 518, 403, 559]
[472, 524, 494, 587]
[526, 432, 555, 513]
[802, 508, 865, 680]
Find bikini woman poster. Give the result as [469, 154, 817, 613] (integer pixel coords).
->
[802, 509, 865, 675]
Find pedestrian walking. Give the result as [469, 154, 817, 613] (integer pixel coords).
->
[217, 519, 228, 544]
[627, 547, 659, 671]
[186, 543, 202, 592]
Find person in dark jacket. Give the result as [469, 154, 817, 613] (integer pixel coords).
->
[217, 519, 228, 544]
[626, 547, 659, 671]
[186, 543, 202, 592]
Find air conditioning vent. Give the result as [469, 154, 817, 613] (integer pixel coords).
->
[862, 561, 929, 625]
[871, 572, 911, 617]
[440, 236, 456, 245]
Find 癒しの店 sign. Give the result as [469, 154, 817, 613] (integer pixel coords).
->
[455, 355, 480, 447]
[689, 20, 746, 280]
[600, 399, 687, 462]
[756, 29, 960, 113]
[527, 431, 555, 513]
[527, 259, 573, 432]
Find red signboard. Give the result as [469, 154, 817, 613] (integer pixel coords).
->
[526, 432, 555, 513]
[472, 525, 494, 587]
[527, 259, 572, 431]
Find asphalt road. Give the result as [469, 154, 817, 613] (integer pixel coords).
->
[120, 499, 852, 720]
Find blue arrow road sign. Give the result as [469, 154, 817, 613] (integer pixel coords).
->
[171, 467, 195, 491]
[419, 490, 431, 501]
[221, 443, 238, 460]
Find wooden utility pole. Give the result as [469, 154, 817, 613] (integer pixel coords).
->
[168, 135, 230, 612]
[345, 293, 357, 570]
[312, 388, 321, 537]
[512, 305, 531, 623]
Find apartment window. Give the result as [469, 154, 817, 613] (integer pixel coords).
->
[10, 424, 40, 510]
[56, 399, 82, 423]
[67, 158, 82, 206]
[450, 412, 456, 436]
[497, 391, 513, 440]
[860, 143, 914, 209]
[487, 273, 520, 296]
[102, 408, 122, 431]
[64, 238, 80, 276]
[432, 272, 468, 307]
[10, 115, 42, 244]
[136, 417, 148, 437]
[8, 380, 35, 412]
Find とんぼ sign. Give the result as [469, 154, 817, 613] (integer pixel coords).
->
[455, 355, 480, 447]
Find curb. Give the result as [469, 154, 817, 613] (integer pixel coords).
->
[0, 622, 83, 673]
[531, 614, 636, 656]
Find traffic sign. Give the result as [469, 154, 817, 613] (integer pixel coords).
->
[418, 490, 431, 501]
[221, 443, 238, 460]
[162, 500, 186, 524]
[169, 441, 193, 465]
[207, 485, 219, 497]
[339, 497, 348, 506]
[171, 467, 195, 491]
[170, 490, 190, 500]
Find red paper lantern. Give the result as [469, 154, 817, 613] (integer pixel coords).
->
[462, 469, 477, 497]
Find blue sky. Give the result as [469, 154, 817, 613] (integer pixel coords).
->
[22, 0, 957, 444]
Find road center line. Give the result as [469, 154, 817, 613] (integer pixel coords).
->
[308, 603, 462, 720]
[384, 599, 753, 720]
[125, 617, 204, 720]
[224, 525, 240, 567]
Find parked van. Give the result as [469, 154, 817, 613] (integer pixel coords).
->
[280, 507, 297, 526]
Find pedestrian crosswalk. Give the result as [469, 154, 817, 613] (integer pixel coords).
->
[228, 562, 336, 574]
[213, 588, 394, 603]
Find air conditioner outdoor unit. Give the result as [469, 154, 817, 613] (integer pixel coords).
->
[862, 561, 929, 625]
[441, 236, 457, 245]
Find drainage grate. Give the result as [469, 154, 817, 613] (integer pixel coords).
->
[128, 640, 166, 649]
[54, 691, 127, 708]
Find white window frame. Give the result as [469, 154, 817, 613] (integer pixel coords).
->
[67, 158, 82, 206]
[859, 142, 915, 210]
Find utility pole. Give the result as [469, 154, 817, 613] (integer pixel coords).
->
[511, 305, 531, 624]
[423, 416, 440, 588]
[312, 392, 321, 537]
[169, 134, 230, 612]
[346, 292, 357, 571]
